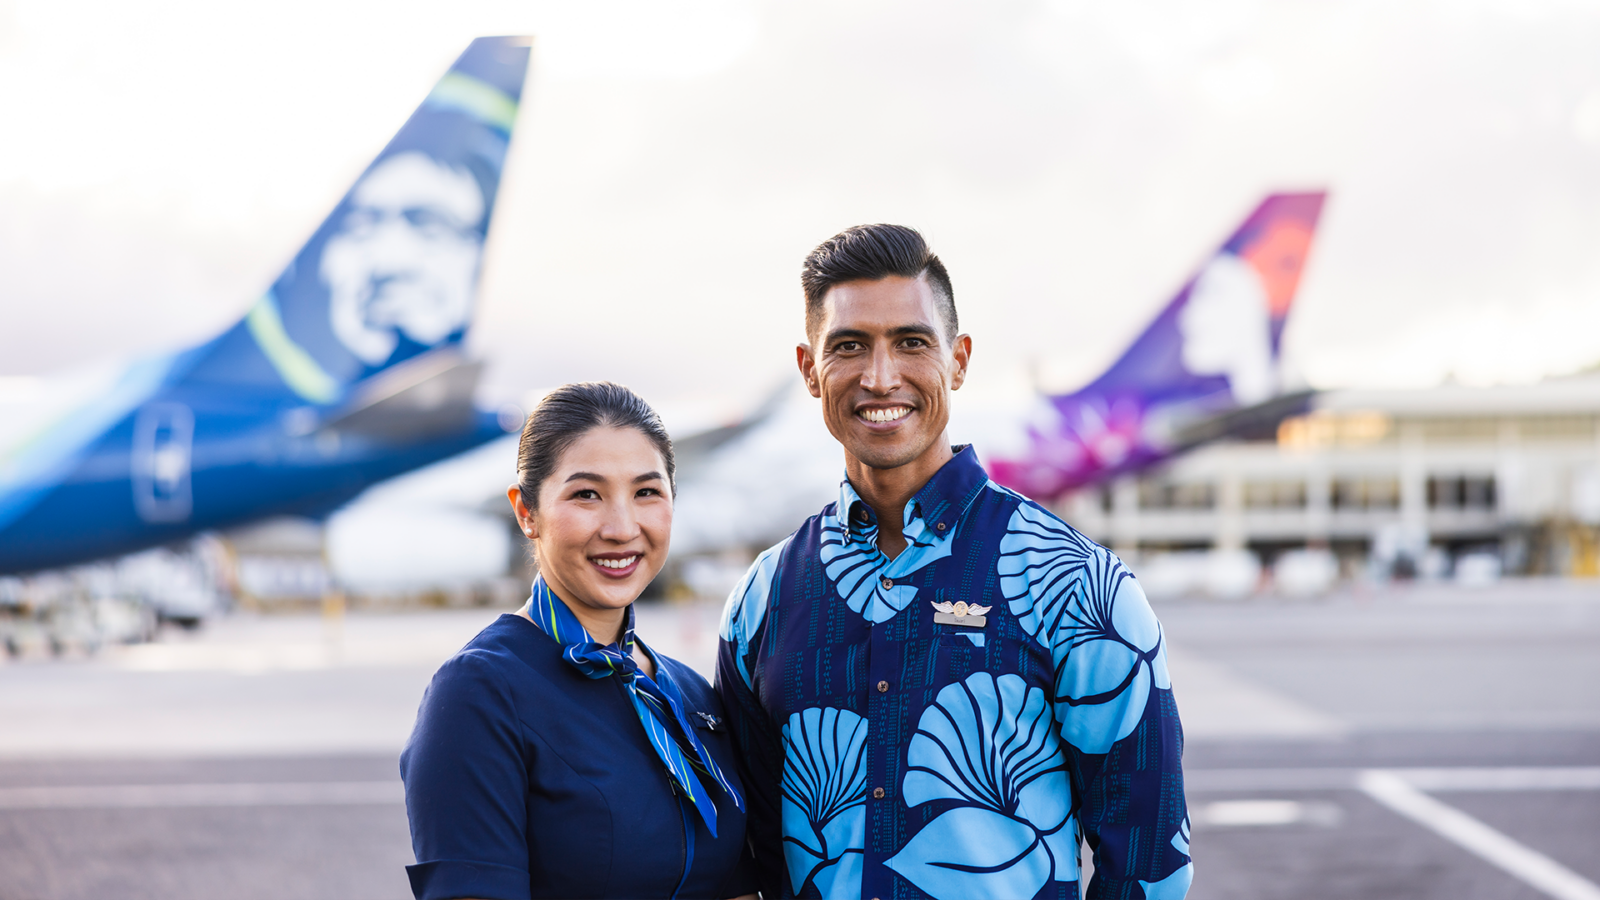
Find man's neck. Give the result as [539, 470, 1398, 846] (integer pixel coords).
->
[845, 437, 954, 560]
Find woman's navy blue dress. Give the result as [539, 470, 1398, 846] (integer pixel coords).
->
[400, 613, 758, 900]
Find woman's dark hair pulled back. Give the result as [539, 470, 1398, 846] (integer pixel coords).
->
[515, 382, 675, 509]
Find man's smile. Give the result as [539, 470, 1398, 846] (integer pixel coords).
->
[857, 405, 914, 425]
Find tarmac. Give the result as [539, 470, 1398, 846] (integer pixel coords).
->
[0, 579, 1596, 900]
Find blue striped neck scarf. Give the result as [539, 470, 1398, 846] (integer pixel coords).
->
[522, 576, 744, 837]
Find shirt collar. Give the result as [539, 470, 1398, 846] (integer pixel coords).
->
[837, 445, 988, 546]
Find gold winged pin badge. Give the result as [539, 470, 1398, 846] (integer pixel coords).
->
[931, 600, 990, 627]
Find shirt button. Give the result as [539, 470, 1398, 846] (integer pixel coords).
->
[877, 680, 889, 693]
[936, 521, 946, 531]
[881, 576, 893, 589]
[873, 787, 886, 799]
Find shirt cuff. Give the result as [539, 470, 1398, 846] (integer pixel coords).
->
[406, 859, 529, 900]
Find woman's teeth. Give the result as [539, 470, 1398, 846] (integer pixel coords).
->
[593, 556, 638, 570]
[860, 407, 911, 423]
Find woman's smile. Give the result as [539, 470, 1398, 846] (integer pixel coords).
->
[590, 553, 642, 577]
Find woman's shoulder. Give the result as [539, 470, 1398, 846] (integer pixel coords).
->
[462, 611, 540, 651]
[431, 613, 556, 687]
[417, 613, 578, 736]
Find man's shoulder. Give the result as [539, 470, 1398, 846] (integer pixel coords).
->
[718, 533, 794, 648]
[748, 501, 839, 566]
[977, 482, 1126, 568]
[716, 501, 840, 652]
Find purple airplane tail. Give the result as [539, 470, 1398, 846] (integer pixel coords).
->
[990, 192, 1327, 500]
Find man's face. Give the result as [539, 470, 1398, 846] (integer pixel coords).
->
[322, 152, 485, 365]
[798, 275, 970, 472]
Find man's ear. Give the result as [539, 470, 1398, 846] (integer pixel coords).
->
[949, 333, 972, 391]
[507, 485, 537, 540]
[796, 343, 822, 398]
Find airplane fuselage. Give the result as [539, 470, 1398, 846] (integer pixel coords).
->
[0, 398, 506, 575]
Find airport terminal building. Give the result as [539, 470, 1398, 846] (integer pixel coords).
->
[1058, 374, 1600, 582]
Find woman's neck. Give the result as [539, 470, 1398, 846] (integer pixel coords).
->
[568, 602, 627, 645]
[518, 579, 652, 677]
[522, 575, 627, 645]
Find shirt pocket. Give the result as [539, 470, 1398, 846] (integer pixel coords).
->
[930, 623, 988, 684]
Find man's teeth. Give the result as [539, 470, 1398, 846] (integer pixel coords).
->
[594, 556, 638, 570]
[861, 407, 911, 423]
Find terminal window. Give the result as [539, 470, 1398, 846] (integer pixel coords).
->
[1428, 475, 1496, 510]
[1244, 480, 1307, 509]
[1138, 481, 1216, 510]
[1334, 477, 1400, 510]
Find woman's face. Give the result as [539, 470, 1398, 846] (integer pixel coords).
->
[510, 426, 672, 632]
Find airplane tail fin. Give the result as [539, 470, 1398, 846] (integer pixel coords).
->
[177, 36, 532, 405]
[1085, 192, 1326, 407]
[987, 192, 1326, 499]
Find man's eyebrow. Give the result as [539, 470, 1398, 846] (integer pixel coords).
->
[824, 328, 871, 345]
[824, 324, 940, 344]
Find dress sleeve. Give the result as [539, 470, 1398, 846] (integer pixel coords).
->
[714, 539, 790, 900]
[1056, 559, 1193, 900]
[400, 650, 533, 900]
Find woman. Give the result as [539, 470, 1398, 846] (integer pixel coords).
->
[401, 382, 758, 900]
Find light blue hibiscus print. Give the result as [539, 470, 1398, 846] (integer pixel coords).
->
[1142, 862, 1194, 899]
[997, 502, 1170, 754]
[1141, 817, 1194, 898]
[886, 673, 1080, 900]
[782, 707, 868, 900]
[819, 508, 950, 623]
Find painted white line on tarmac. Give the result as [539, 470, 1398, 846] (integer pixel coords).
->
[0, 781, 403, 810]
[1186, 766, 1600, 793]
[1193, 799, 1344, 827]
[1393, 767, 1600, 791]
[1359, 769, 1600, 900]
[1186, 767, 1356, 792]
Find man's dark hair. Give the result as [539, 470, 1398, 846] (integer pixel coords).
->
[800, 224, 957, 342]
[515, 381, 675, 510]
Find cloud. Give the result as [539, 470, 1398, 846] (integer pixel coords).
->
[5, 0, 1600, 410]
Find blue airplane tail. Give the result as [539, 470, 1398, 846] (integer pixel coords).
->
[179, 36, 530, 405]
[0, 38, 531, 571]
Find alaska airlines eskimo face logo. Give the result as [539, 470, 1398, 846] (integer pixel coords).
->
[321, 152, 485, 365]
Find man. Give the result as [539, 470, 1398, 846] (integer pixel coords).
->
[716, 224, 1192, 900]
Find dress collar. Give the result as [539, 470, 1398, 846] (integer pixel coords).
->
[837, 445, 988, 546]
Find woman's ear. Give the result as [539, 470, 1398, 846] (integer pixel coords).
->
[507, 485, 537, 540]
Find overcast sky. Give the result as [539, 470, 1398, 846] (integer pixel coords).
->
[4, 0, 1600, 429]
